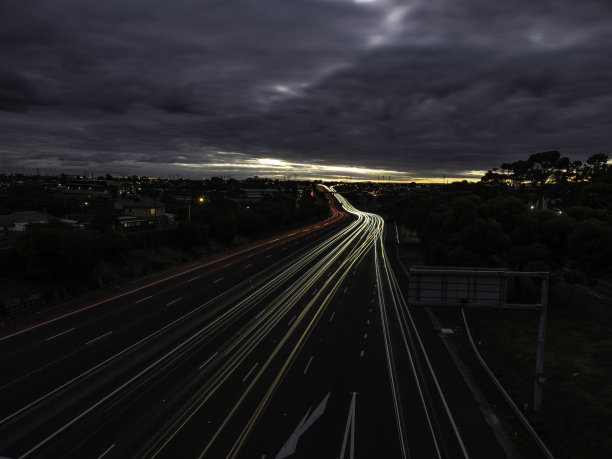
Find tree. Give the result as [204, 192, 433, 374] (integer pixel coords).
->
[567, 219, 612, 274]
[585, 153, 609, 179]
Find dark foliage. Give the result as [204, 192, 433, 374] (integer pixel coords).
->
[380, 153, 612, 278]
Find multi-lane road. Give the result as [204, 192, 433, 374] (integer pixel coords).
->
[0, 188, 507, 458]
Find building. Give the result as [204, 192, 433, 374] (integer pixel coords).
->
[0, 211, 52, 231]
[114, 197, 166, 218]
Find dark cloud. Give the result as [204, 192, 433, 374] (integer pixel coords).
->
[0, 68, 46, 111]
[1, 0, 611, 178]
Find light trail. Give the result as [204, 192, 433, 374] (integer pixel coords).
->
[2, 186, 469, 459]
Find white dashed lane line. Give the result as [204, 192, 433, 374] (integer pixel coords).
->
[86, 331, 113, 346]
[303, 356, 314, 375]
[45, 328, 76, 341]
[135, 295, 152, 303]
[243, 362, 259, 382]
[199, 352, 218, 370]
[97, 444, 115, 458]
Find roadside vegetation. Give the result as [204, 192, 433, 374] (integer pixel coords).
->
[385, 151, 612, 458]
[381, 151, 612, 281]
[430, 297, 612, 459]
[1, 183, 330, 315]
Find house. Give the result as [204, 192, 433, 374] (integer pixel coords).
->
[117, 216, 148, 230]
[239, 188, 279, 201]
[114, 197, 165, 218]
[0, 211, 52, 231]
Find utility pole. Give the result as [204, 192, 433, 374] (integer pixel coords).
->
[533, 275, 549, 411]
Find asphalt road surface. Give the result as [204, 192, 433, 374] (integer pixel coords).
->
[0, 188, 507, 459]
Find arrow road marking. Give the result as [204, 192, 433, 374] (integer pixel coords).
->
[275, 392, 330, 459]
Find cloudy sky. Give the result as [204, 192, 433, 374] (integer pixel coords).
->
[1, 0, 611, 181]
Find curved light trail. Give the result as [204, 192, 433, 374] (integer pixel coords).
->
[0, 186, 473, 459]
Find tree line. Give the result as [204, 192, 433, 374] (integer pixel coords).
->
[381, 151, 612, 281]
[4, 184, 330, 301]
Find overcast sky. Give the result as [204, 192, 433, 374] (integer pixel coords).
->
[1, 0, 611, 181]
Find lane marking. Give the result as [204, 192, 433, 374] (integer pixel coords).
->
[276, 393, 330, 459]
[363, 333, 368, 339]
[360, 350, 364, 357]
[329, 311, 336, 322]
[199, 352, 219, 370]
[288, 315, 297, 326]
[244, 264, 253, 269]
[98, 444, 115, 458]
[166, 297, 182, 306]
[45, 328, 76, 341]
[340, 392, 356, 459]
[4, 220, 346, 442]
[135, 295, 153, 303]
[366, 320, 370, 325]
[343, 287, 348, 294]
[303, 356, 314, 375]
[312, 289, 318, 296]
[0, 219, 325, 343]
[86, 331, 113, 346]
[214, 277, 224, 283]
[266, 254, 273, 258]
[187, 276, 200, 282]
[243, 362, 259, 383]
[223, 263, 232, 268]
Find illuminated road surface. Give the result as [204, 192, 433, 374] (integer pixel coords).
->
[0, 188, 505, 459]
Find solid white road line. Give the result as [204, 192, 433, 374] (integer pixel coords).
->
[329, 311, 336, 322]
[187, 276, 200, 282]
[214, 277, 224, 283]
[166, 297, 182, 306]
[45, 328, 76, 341]
[288, 315, 297, 326]
[86, 331, 113, 346]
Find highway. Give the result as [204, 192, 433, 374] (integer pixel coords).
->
[0, 188, 506, 458]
